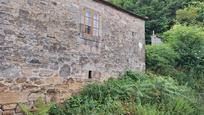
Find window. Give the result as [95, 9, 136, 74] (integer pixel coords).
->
[85, 9, 92, 34]
[81, 8, 100, 37]
[131, 32, 137, 39]
[88, 71, 92, 79]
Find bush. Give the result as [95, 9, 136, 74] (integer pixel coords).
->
[161, 97, 195, 115]
[50, 71, 202, 115]
[136, 104, 164, 115]
[164, 25, 204, 70]
[146, 44, 179, 76]
[19, 97, 54, 115]
[164, 25, 204, 91]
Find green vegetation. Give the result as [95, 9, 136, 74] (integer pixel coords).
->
[19, 97, 53, 115]
[176, 2, 204, 26]
[146, 25, 204, 91]
[164, 25, 204, 88]
[144, 2, 204, 114]
[50, 71, 204, 115]
[146, 44, 179, 76]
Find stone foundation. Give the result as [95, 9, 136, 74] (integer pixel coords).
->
[0, 71, 115, 114]
[0, 76, 113, 115]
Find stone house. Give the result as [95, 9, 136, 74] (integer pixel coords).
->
[0, 0, 146, 114]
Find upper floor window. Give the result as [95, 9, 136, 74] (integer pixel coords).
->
[81, 8, 100, 37]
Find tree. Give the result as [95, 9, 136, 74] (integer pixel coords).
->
[176, 2, 204, 26]
[164, 25, 204, 70]
[164, 25, 204, 91]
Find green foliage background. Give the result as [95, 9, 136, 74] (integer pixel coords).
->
[176, 2, 204, 26]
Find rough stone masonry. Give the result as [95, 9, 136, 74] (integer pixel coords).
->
[0, 0, 146, 114]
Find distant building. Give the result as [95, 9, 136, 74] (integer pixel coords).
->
[151, 31, 162, 45]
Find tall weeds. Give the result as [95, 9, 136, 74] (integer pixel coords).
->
[50, 71, 203, 115]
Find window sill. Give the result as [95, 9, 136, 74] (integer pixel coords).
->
[80, 33, 101, 43]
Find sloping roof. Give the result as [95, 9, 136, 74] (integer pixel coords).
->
[93, 0, 148, 20]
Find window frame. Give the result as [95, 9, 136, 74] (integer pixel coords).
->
[81, 7, 100, 37]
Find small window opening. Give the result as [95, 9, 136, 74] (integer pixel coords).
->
[88, 71, 92, 79]
[132, 32, 134, 36]
[52, 2, 57, 6]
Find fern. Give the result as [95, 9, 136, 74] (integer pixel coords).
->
[19, 103, 33, 115]
[19, 97, 54, 115]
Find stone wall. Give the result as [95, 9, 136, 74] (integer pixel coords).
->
[0, 0, 145, 114]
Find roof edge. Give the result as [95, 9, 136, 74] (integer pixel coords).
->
[93, 0, 148, 20]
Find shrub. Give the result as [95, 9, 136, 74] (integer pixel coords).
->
[161, 97, 195, 115]
[164, 25, 204, 71]
[50, 71, 201, 115]
[146, 44, 179, 76]
[164, 25, 204, 91]
[19, 97, 54, 115]
[136, 104, 165, 115]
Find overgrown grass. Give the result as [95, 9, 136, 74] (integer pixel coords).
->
[50, 71, 204, 115]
